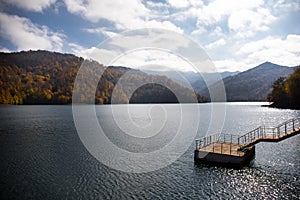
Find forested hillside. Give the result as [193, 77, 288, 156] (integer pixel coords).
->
[0, 50, 205, 105]
[268, 66, 300, 109]
[201, 62, 295, 101]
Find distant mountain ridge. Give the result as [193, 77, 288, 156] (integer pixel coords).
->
[143, 70, 239, 92]
[201, 62, 296, 101]
[0, 50, 205, 105]
[0, 50, 296, 103]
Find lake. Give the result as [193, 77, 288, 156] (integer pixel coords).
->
[0, 103, 299, 199]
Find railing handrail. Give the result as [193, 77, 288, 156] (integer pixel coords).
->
[237, 117, 300, 147]
[195, 117, 300, 149]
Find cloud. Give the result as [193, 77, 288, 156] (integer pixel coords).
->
[69, 29, 216, 73]
[213, 59, 246, 72]
[145, 1, 169, 15]
[0, 12, 65, 51]
[0, 47, 11, 53]
[63, 0, 148, 26]
[213, 34, 300, 71]
[69, 43, 119, 65]
[272, 0, 300, 12]
[173, 0, 275, 38]
[112, 49, 196, 72]
[195, 0, 264, 26]
[70, 44, 203, 72]
[239, 35, 300, 54]
[205, 38, 226, 49]
[238, 34, 300, 66]
[228, 8, 276, 38]
[2, 0, 56, 12]
[167, 0, 190, 8]
[190, 27, 207, 36]
[63, 0, 183, 33]
[83, 27, 118, 38]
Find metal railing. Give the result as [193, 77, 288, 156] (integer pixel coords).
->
[195, 133, 242, 155]
[237, 117, 300, 146]
[195, 117, 300, 154]
[195, 133, 240, 149]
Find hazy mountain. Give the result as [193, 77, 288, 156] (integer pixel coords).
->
[200, 62, 296, 101]
[143, 70, 239, 92]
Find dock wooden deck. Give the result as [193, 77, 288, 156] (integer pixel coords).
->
[196, 142, 243, 157]
[194, 117, 300, 166]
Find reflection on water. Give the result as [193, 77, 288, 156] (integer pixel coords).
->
[0, 104, 299, 199]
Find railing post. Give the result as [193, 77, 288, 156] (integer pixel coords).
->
[230, 135, 232, 155]
[260, 127, 262, 137]
[285, 123, 287, 135]
[293, 119, 295, 131]
[221, 142, 223, 154]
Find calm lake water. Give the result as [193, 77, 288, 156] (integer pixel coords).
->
[0, 103, 299, 199]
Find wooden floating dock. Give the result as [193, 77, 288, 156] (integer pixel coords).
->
[194, 117, 300, 167]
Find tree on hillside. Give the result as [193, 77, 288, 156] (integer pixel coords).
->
[268, 66, 300, 109]
[267, 77, 288, 107]
[0, 50, 207, 105]
[285, 67, 300, 108]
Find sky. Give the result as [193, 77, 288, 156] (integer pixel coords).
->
[0, 0, 300, 72]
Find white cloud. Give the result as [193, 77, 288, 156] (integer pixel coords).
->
[63, 0, 183, 33]
[145, 1, 169, 16]
[83, 27, 118, 38]
[212, 34, 300, 71]
[210, 26, 223, 37]
[69, 28, 217, 73]
[178, 0, 276, 38]
[167, 0, 190, 8]
[237, 34, 300, 66]
[0, 47, 11, 53]
[113, 50, 196, 72]
[195, 0, 263, 26]
[228, 8, 276, 38]
[84, 21, 183, 37]
[69, 43, 120, 65]
[141, 20, 183, 33]
[191, 27, 207, 35]
[188, 0, 203, 7]
[63, 0, 145, 25]
[0, 12, 65, 51]
[63, 0, 149, 25]
[272, 0, 300, 12]
[213, 59, 246, 72]
[205, 38, 226, 49]
[69, 44, 197, 72]
[3, 0, 56, 12]
[239, 35, 300, 54]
